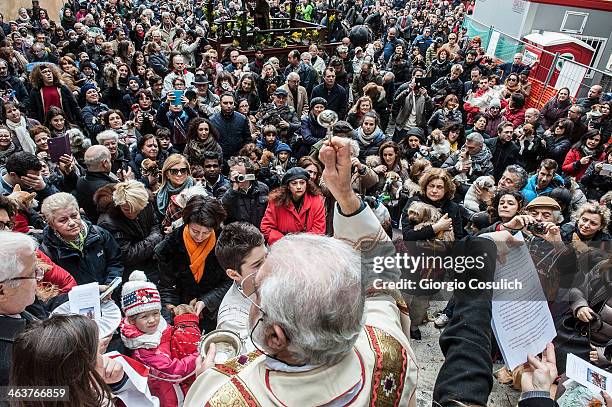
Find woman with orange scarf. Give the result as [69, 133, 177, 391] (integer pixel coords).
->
[156, 195, 230, 331]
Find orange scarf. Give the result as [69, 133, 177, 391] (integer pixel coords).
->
[183, 226, 216, 283]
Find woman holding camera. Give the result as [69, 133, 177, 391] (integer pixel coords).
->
[260, 167, 326, 245]
[562, 130, 606, 181]
[581, 144, 612, 202]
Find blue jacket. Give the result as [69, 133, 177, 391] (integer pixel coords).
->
[210, 111, 252, 159]
[40, 221, 124, 285]
[301, 113, 327, 147]
[521, 173, 565, 203]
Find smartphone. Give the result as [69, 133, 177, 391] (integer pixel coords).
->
[172, 90, 184, 105]
[100, 277, 122, 300]
[47, 135, 71, 163]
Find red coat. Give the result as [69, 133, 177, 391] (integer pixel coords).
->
[260, 193, 326, 245]
[37, 249, 77, 293]
[562, 148, 605, 181]
[502, 106, 526, 128]
[126, 313, 201, 407]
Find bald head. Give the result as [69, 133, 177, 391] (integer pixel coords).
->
[589, 85, 603, 99]
[84, 145, 111, 172]
[525, 108, 540, 125]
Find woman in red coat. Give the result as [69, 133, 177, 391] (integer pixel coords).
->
[260, 167, 326, 245]
[562, 129, 606, 181]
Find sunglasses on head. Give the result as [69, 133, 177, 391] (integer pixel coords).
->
[168, 167, 189, 175]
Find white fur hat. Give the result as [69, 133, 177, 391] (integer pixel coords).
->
[120, 270, 161, 317]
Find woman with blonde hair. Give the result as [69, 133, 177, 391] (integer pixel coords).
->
[561, 202, 611, 243]
[346, 96, 373, 130]
[95, 180, 163, 282]
[257, 61, 284, 103]
[58, 56, 83, 94]
[156, 154, 194, 215]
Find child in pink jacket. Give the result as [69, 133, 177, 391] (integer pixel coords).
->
[120, 270, 201, 407]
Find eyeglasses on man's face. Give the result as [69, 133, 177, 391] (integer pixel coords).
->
[0, 266, 44, 285]
[0, 220, 15, 230]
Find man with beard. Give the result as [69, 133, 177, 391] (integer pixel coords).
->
[485, 121, 519, 181]
[248, 47, 265, 75]
[521, 159, 565, 203]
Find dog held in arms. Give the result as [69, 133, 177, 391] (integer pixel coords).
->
[406, 201, 455, 242]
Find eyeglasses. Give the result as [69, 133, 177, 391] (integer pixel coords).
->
[0, 220, 15, 230]
[167, 167, 189, 175]
[203, 164, 219, 168]
[0, 266, 44, 284]
[237, 271, 265, 315]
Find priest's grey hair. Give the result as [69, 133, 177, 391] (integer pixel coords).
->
[0, 231, 37, 283]
[257, 233, 364, 366]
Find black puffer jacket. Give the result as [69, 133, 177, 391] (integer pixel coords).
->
[95, 184, 164, 283]
[580, 161, 612, 201]
[155, 225, 230, 313]
[221, 181, 269, 227]
[40, 220, 124, 286]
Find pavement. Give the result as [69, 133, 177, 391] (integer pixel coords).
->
[412, 301, 521, 407]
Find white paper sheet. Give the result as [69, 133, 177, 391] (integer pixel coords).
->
[490, 233, 557, 370]
[68, 282, 101, 320]
[567, 353, 612, 394]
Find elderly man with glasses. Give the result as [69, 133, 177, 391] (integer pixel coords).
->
[185, 137, 419, 406]
[0, 231, 40, 386]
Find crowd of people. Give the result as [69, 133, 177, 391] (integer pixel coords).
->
[0, 0, 611, 405]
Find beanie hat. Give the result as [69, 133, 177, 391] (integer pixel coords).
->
[127, 76, 142, 87]
[275, 142, 292, 155]
[121, 270, 161, 317]
[489, 97, 501, 109]
[310, 97, 327, 110]
[80, 82, 97, 96]
[406, 127, 426, 143]
[332, 120, 355, 138]
[281, 167, 310, 185]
